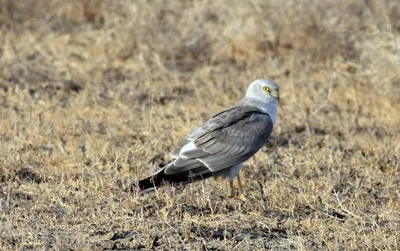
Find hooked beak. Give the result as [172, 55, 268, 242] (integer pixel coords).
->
[270, 90, 279, 101]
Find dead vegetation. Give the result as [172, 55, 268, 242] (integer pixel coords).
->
[0, 0, 399, 250]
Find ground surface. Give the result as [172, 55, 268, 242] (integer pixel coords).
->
[0, 0, 400, 250]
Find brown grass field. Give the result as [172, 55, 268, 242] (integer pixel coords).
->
[0, 0, 400, 250]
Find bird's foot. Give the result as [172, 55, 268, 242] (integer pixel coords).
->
[236, 193, 246, 201]
[228, 193, 246, 201]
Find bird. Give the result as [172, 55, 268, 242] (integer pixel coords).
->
[133, 79, 279, 198]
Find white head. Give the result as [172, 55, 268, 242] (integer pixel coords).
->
[244, 79, 279, 123]
[245, 79, 279, 102]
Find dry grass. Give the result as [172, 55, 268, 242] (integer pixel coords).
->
[0, 0, 400, 250]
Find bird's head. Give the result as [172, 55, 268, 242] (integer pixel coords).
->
[245, 79, 279, 102]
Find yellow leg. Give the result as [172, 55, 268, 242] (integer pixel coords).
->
[229, 180, 235, 197]
[237, 174, 246, 201]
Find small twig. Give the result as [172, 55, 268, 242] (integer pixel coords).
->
[164, 221, 190, 250]
[301, 194, 343, 221]
[308, 78, 334, 119]
[20, 157, 33, 169]
[109, 151, 119, 170]
[333, 191, 362, 219]
[232, 237, 247, 251]
[90, 143, 109, 168]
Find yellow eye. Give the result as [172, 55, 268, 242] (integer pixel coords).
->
[262, 86, 269, 92]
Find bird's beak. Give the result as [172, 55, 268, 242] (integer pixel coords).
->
[271, 90, 279, 101]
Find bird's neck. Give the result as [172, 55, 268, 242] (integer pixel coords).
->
[264, 102, 277, 124]
[239, 97, 277, 124]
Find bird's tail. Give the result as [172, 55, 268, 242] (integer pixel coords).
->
[132, 167, 168, 194]
[131, 164, 213, 194]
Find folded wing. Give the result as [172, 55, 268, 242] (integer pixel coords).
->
[165, 105, 274, 176]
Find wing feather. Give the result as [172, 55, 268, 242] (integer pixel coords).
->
[164, 105, 274, 176]
[170, 137, 190, 158]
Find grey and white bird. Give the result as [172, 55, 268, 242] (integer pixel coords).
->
[135, 79, 279, 197]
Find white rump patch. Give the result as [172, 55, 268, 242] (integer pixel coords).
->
[179, 141, 197, 158]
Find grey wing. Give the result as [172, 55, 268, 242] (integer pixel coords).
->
[165, 106, 273, 175]
[169, 137, 190, 158]
[168, 105, 241, 158]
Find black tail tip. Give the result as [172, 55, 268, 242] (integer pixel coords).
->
[128, 181, 140, 193]
[128, 177, 161, 195]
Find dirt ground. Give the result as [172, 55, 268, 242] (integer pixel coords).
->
[0, 0, 400, 250]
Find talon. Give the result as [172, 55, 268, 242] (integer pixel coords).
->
[238, 194, 246, 201]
